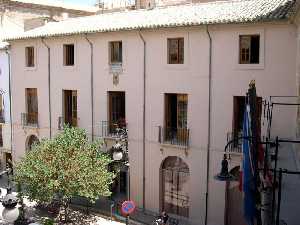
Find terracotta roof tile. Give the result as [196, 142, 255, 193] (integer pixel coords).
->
[5, 0, 297, 41]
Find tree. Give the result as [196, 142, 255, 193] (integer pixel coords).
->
[14, 126, 115, 221]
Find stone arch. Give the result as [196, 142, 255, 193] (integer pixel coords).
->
[160, 156, 190, 218]
[26, 135, 39, 151]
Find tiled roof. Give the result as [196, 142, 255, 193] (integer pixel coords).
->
[5, 0, 297, 41]
[10, 0, 98, 12]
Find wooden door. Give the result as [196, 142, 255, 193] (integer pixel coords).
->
[177, 94, 188, 144]
[64, 90, 77, 126]
[26, 88, 38, 124]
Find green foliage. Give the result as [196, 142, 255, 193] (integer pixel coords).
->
[14, 126, 115, 204]
[43, 218, 54, 225]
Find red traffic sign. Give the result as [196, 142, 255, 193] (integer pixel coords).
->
[121, 200, 136, 215]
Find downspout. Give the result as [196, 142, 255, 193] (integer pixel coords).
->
[41, 38, 52, 138]
[138, 30, 146, 211]
[5, 47, 13, 163]
[205, 24, 212, 225]
[84, 34, 94, 141]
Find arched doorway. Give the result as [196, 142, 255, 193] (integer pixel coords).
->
[26, 135, 39, 151]
[160, 156, 190, 218]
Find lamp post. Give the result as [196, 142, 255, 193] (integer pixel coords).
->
[111, 127, 130, 225]
[0, 166, 20, 224]
[214, 154, 235, 182]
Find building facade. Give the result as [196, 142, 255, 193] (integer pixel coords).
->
[0, 0, 97, 170]
[6, 0, 299, 225]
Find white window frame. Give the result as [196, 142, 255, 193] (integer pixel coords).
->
[24, 44, 37, 71]
[235, 29, 265, 70]
[61, 40, 77, 71]
[164, 31, 190, 70]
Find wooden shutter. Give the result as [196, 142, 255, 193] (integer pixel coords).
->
[239, 36, 250, 64]
[72, 91, 77, 126]
[26, 88, 38, 124]
[177, 94, 188, 129]
[165, 94, 171, 128]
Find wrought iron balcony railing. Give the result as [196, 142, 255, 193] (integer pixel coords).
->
[21, 112, 38, 128]
[158, 126, 190, 148]
[226, 131, 243, 154]
[58, 116, 78, 130]
[101, 120, 127, 138]
[0, 110, 4, 123]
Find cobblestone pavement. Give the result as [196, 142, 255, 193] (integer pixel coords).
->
[0, 187, 125, 225]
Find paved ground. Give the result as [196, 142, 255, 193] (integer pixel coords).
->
[0, 185, 126, 225]
[275, 142, 300, 225]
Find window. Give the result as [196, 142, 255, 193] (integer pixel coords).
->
[25, 46, 35, 67]
[63, 90, 77, 127]
[239, 35, 260, 64]
[0, 124, 3, 147]
[63, 44, 75, 66]
[107, 91, 125, 135]
[26, 88, 38, 125]
[168, 38, 184, 64]
[109, 41, 122, 64]
[161, 94, 189, 146]
[165, 94, 188, 129]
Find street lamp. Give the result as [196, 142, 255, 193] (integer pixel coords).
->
[111, 127, 130, 225]
[214, 154, 235, 182]
[0, 166, 20, 223]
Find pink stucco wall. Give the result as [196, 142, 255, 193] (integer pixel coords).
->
[9, 23, 297, 225]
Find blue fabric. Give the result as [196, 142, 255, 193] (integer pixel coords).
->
[242, 105, 256, 225]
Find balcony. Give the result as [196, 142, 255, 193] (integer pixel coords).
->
[21, 112, 38, 128]
[226, 131, 242, 154]
[0, 110, 4, 123]
[158, 126, 190, 148]
[58, 116, 78, 130]
[101, 120, 127, 138]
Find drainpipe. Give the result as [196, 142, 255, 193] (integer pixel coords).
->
[205, 25, 212, 225]
[41, 38, 52, 138]
[138, 30, 146, 211]
[5, 47, 13, 163]
[84, 34, 94, 141]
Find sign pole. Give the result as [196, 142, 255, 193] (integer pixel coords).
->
[121, 200, 136, 225]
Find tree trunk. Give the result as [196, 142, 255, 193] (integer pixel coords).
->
[59, 198, 70, 223]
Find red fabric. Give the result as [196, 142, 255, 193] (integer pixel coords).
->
[239, 168, 243, 192]
[258, 143, 264, 164]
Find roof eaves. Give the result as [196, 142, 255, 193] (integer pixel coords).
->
[5, 17, 292, 42]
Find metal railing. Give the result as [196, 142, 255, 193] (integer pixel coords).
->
[58, 116, 78, 130]
[226, 131, 243, 153]
[21, 112, 38, 128]
[101, 120, 127, 138]
[0, 110, 4, 123]
[158, 126, 190, 148]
